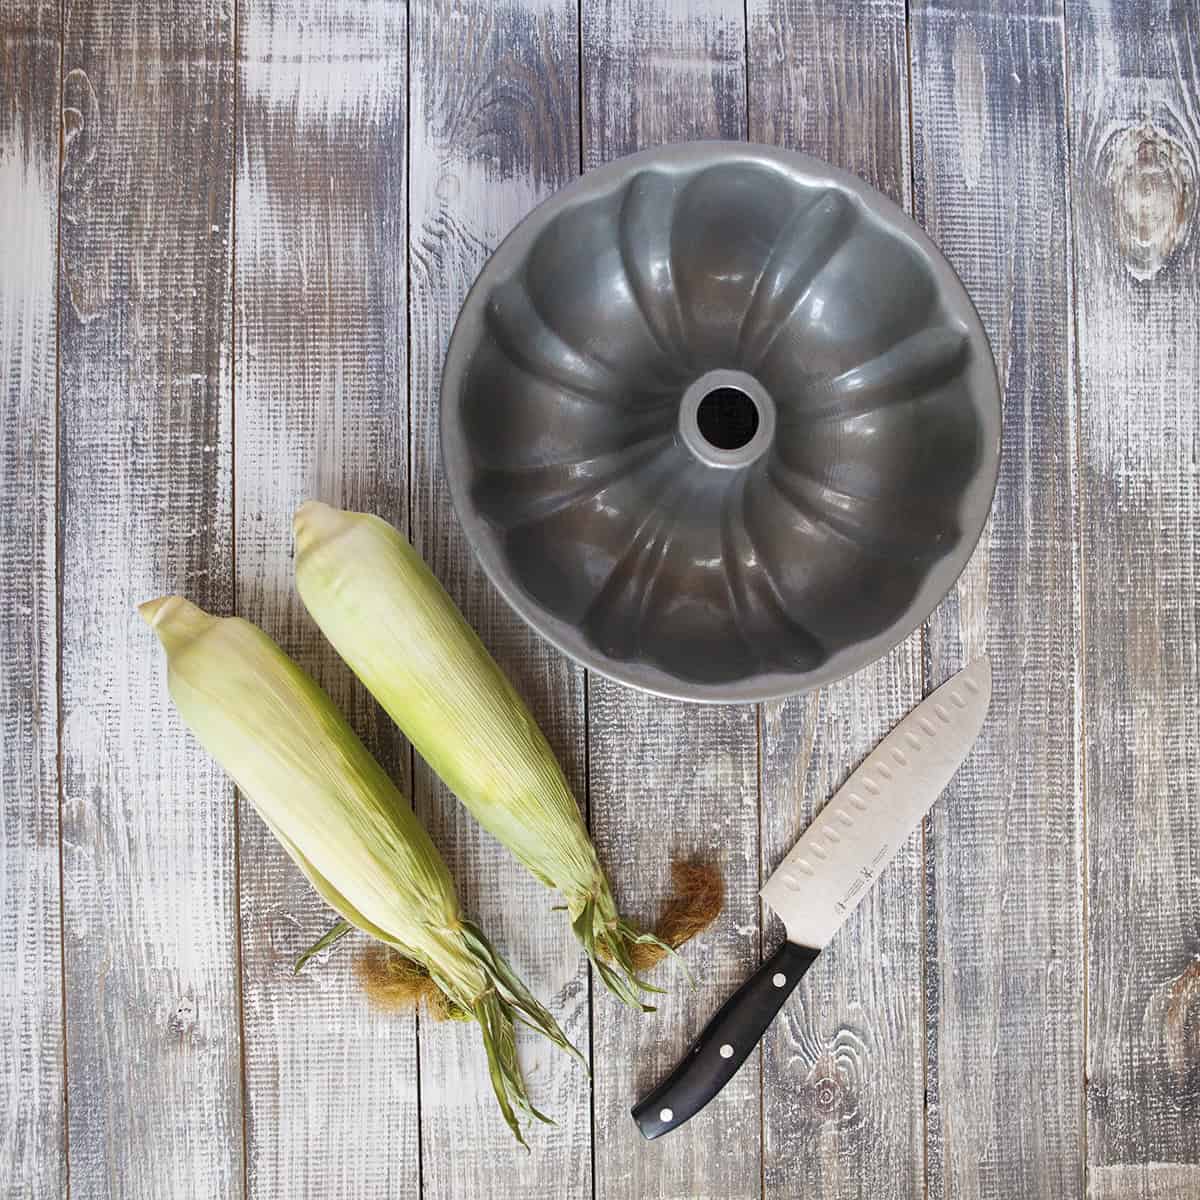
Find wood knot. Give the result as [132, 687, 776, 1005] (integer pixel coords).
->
[167, 995, 198, 1038]
[811, 1070, 841, 1115]
[263, 904, 323, 975]
[1104, 122, 1195, 281]
[61, 69, 100, 196]
[1166, 958, 1200, 1081]
[1143, 955, 1200, 1103]
[795, 1028, 869, 1133]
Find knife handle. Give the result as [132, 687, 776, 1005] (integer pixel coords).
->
[631, 940, 820, 1139]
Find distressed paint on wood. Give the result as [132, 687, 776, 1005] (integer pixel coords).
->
[1088, 1165, 1200, 1200]
[0, 0, 62, 1193]
[910, 3, 1084, 1197]
[234, 0, 418, 1195]
[408, 2, 592, 1194]
[749, 0, 912, 204]
[580, 5, 762, 1198]
[2, 0, 1197, 1194]
[1067, 3, 1200, 1196]
[56, 0, 243, 1195]
[746, 4, 925, 1197]
[582, 0, 746, 161]
[588, 695, 760, 1200]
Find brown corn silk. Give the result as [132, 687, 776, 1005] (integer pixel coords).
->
[358, 859, 725, 1008]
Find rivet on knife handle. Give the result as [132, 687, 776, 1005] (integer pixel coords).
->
[631, 941, 820, 1139]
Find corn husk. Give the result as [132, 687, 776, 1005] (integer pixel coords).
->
[292, 502, 667, 1008]
[140, 595, 580, 1144]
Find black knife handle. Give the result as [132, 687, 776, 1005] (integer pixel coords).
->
[631, 940, 820, 1139]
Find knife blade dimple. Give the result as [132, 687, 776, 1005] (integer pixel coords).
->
[760, 656, 992, 950]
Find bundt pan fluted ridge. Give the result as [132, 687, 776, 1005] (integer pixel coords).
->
[441, 142, 1001, 702]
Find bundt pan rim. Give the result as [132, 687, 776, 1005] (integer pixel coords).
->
[440, 140, 1001, 704]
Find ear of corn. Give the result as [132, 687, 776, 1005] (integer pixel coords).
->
[292, 502, 668, 1008]
[141, 595, 581, 1144]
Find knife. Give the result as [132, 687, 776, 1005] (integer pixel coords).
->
[631, 656, 991, 1139]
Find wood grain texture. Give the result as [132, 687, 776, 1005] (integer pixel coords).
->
[1088, 1164, 1200, 1200]
[582, 0, 745, 161]
[56, 0, 243, 1195]
[0, 0, 62, 1193]
[580, 6, 761, 1198]
[408, 2, 592, 1194]
[1066, 4, 1200, 1196]
[910, 3, 1084, 1197]
[746, 4, 925, 1197]
[588, 695, 760, 1200]
[7, 2, 1194, 1193]
[749, 0, 912, 204]
[234, 0, 418, 1195]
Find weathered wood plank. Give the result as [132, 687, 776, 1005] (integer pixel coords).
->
[233, 1, 418, 1195]
[0, 0, 62, 1193]
[589, 697, 760, 1200]
[582, 0, 745, 156]
[745, 5, 925, 1197]
[408, 3, 592, 1194]
[580, 5, 760, 1199]
[749, 0, 912, 203]
[910, 3, 1084, 1197]
[57, 0, 243, 1195]
[1088, 1165, 1200, 1200]
[1066, 4, 1200, 1196]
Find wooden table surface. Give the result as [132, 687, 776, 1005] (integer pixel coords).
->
[3, 1, 1198, 1197]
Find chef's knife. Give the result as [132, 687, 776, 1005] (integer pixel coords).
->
[632, 656, 991, 1139]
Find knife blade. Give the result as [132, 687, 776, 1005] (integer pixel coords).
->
[631, 656, 991, 1140]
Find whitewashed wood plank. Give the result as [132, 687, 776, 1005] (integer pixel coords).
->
[408, 2, 592, 1194]
[910, 3, 1084, 1197]
[1067, 3, 1200, 1194]
[0, 0, 63, 1194]
[744, 4, 926, 1198]
[589, 695, 760, 1200]
[748, 0, 912, 206]
[57, 0, 243, 1195]
[233, 0, 418, 1195]
[580, 5, 761, 1199]
[582, 0, 746, 156]
[1089, 1165, 1200, 1200]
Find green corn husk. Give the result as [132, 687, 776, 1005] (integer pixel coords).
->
[292, 502, 668, 1009]
[140, 595, 581, 1145]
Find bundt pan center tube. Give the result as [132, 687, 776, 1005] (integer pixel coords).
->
[441, 142, 1001, 703]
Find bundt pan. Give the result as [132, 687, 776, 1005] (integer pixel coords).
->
[441, 142, 1001, 702]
